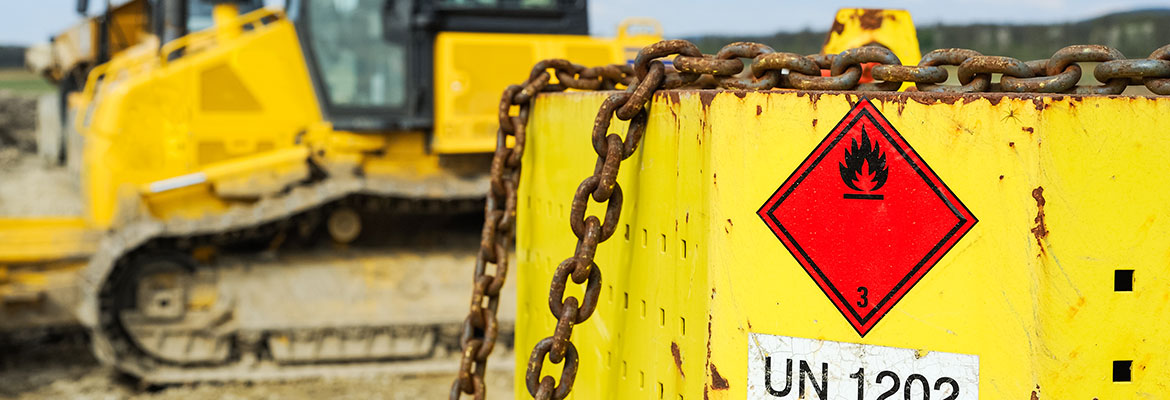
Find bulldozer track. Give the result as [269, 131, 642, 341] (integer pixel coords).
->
[80, 174, 514, 383]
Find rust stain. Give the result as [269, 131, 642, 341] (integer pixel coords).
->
[812, 118, 818, 128]
[825, 19, 845, 47]
[1067, 296, 1086, 318]
[1022, 127, 1034, 134]
[672, 342, 685, 377]
[717, 90, 1069, 110]
[857, 9, 885, 30]
[796, 91, 823, 110]
[910, 96, 942, 106]
[1033, 97, 1047, 111]
[699, 91, 717, 109]
[709, 364, 730, 390]
[1031, 390, 1040, 400]
[724, 218, 733, 234]
[1031, 187, 1048, 247]
[733, 91, 747, 99]
[981, 95, 1005, 106]
[999, 175, 1005, 180]
[830, 18, 845, 35]
[1009, 141, 1015, 148]
[756, 105, 762, 116]
[704, 307, 714, 399]
[667, 91, 681, 104]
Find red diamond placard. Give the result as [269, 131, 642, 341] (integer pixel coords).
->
[757, 98, 976, 336]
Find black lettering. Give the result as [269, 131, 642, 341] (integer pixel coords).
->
[876, 370, 900, 400]
[934, 377, 959, 400]
[857, 286, 869, 308]
[849, 368, 865, 400]
[764, 357, 792, 396]
[905, 373, 930, 400]
[799, 360, 828, 400]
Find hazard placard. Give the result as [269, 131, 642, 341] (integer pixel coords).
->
[757, 98, 977, 336]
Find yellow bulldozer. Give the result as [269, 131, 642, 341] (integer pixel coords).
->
[25, 0, 265, 145]
[2, 0, 660, 383]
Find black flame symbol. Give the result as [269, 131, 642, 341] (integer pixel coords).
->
[839, 127, 888, 192]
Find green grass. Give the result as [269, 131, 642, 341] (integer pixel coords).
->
[0, 69, 55, 94]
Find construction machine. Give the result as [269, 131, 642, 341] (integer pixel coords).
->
[26, 0, 264, 132]
[1, 0, 660, 383]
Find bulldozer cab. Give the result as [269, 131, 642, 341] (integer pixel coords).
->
[72, 0, 265, 62]
[150, 0, 265, 43]
[286, 0, 590, 131]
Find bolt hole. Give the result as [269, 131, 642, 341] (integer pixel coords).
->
[1113, 360, 1132, 382]
[1114, 269, 1133, 292]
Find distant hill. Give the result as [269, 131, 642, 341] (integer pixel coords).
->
[688, 9, 1170, 60]
[0, 46, 25, 69]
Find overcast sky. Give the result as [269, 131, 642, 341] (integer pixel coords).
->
[1, 0, 1166, 45]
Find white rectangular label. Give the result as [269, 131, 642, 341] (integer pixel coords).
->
[747, 333, 978, 400]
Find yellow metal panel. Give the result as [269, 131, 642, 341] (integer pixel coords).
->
[433, 31, 660, 154]
[80, 10, 320, 227]
[517, 91, 1170, 398]
[822, 9, 921, 65]
[0, 217, 99, 263]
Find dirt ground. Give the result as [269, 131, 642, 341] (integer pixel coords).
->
[0, 152, 81, 216]
[0, 89, 80, 217]
[0, 329, 516, 400]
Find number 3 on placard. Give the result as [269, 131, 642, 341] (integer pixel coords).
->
[857, 286, 869, 308]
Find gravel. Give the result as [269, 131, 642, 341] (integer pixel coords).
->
[0, 330, 515, 400]
[0, 90, 37, 153]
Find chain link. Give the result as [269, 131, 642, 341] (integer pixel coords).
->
[451, 57, 593, 400]
[666, 42, 1170, 94]
[453, 39, 1170, 400]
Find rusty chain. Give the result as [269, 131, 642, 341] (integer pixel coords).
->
[668, 42, 1170, 95]
[449, 53, 647, 400]
[452, 38, 1170, 400]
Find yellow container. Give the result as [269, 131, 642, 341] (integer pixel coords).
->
[516, 90, 1170, 399]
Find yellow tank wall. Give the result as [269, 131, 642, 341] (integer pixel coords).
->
[82, 11, 321, 227]
[517, 91, 1170, 399]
